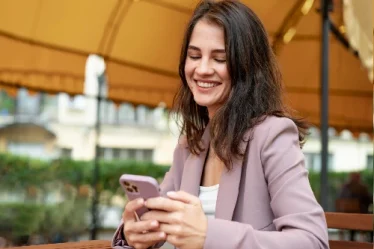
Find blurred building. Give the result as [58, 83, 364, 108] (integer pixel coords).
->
[0, 87, 371, 172]
[0, 88, 179, 165]
[0, 55, 371, 171]
[303, 128, 372, 172]
[0, 56, 179, 165]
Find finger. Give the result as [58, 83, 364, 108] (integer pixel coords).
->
[123, 198, 144, 222]
[159, 223, 183, 236]
[126, 219, 160, 234]
[167, 191, 200, 205]
[141, 210, 168, 221]
[166, 234, 182, 248]
[128, 231, 166, 247]
[145, 196, 184, 212]
[141, 210, 171, 224]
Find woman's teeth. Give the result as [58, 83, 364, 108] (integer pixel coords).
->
[197, 81, 218, 88]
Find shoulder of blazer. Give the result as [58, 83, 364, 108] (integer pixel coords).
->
[177, 135, 188, 148]
[244, 116, 296, 143]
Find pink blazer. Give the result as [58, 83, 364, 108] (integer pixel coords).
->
[113, 116, 330, 249]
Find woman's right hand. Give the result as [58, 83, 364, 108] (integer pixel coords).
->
[122, 198, 166, 249]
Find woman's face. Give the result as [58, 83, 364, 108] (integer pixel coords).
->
[185, 19, 231, 117]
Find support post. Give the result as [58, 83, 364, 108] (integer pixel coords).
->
[320, 0, 331, 210]
[90, 72, 105, 239]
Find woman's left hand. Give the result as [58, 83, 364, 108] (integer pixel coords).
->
[141, 191, 207, 249]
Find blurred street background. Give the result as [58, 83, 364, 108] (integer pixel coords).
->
[0, 0, 372, 247]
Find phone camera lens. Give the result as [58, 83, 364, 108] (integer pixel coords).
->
[132, 186, 138, 192]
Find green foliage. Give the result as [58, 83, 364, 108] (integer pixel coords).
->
[308, 170, 373, 210]
[98, 159, 169, 194]
[0, 153, 50, 191]
[1, 152, 372, 202]
[38, 198, 90, 241]
[1, 152, 372, 241]
[0, 90, 15, 113]
[0, 153, 170, 242]
[0, 154, 169, 194]
[0, 203, 45, 238]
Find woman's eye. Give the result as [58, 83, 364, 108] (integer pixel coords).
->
[215, 58, 226, 63]
[188, 55, 201, 60]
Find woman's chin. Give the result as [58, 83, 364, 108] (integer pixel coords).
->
[194, 99, 211, 108]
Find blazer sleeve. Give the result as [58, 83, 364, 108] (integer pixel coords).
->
[203, 118, 330, 249]
[111, 142, 183, 248]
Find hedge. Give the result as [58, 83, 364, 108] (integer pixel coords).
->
[0, 152, 372, 241]
[1, 152, 372, 201]
[0, 153, 169, 195]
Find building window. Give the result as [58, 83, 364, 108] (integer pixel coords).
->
[7, 142, 48, 159]
[99, 100, 116, 124]
[118, 103, 136, 124]
[127, 149, 137, 160]
[142, 149, 153, 161]
[135, 105, 154, 126]
[367, 155, 373, 170]
[40, 94, 58, 121]
[98, 147, 113, 160]
[60, 148, 72, 158]
[17, 89, 41, 116]
[304, 152, 334, 172]
[68, 95, 86, 110]
[99, 147, 153, 162]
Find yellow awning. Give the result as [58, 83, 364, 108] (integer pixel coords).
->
[343, 0, 373, 82]
[0, 0, 372, 134]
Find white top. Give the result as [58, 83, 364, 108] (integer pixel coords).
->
[199, 184, 219, 218]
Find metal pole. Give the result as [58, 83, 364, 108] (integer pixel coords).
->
[320, 0, 330, 210]
[90, 73, 105, 239]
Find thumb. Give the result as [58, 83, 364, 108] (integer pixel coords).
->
[166, 191, 200, 205]
[122, 198, 144, 222]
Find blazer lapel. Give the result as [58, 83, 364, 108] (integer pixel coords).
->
[179, 125, 250, 221]
[180, 125, 211, 196]
[215, 133, 250, 220]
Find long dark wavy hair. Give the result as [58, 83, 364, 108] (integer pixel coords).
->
[173, 0, 308, 169]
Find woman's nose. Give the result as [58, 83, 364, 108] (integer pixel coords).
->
[196, 59, 214, 75]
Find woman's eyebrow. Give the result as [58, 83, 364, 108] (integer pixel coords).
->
[188, 45, 200, 51]
[188, 45, 225, 54]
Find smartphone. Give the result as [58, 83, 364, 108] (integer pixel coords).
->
[119, 174, 160, 219]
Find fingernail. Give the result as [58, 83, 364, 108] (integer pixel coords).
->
[159, 232, 165, 238]
[167, 191, 177, 197]
[138, 199, 144, 205]
[151, 221, 158, 226]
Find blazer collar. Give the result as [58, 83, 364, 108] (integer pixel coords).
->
[179, 124, 249, 221]
[179, 124, 210, 197]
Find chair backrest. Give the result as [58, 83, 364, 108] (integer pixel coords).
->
[325, 212, 373, 249]
[335, 198, 361, 213]
[8, 240, 112, 249]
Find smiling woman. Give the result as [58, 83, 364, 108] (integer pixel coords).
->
[113, 1, 330, 249]
[184, 20, 231, 119]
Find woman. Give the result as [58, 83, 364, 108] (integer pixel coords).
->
[113, 1, 329, 248]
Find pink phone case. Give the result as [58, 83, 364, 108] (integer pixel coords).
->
[119, 174, 160, 218]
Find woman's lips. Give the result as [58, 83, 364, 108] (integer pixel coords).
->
[195, 80, 221, 88]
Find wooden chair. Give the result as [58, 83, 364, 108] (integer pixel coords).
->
[8, 240, 112, 249]
[335, 198, 361, 213]
[8, 212, 373, 249]
[325, 212, 373, 249]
